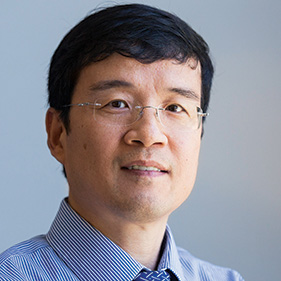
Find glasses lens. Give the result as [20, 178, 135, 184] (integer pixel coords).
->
[94, 98, 139, 126]
[159, 103, 201, 131]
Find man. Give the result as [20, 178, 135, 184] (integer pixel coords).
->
[0, 4, 244, 281]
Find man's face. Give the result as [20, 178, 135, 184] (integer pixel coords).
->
[52, 54, 202, 223]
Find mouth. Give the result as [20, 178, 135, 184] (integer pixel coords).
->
[121, 162, 169, 174]
[125, 165, 167, 173]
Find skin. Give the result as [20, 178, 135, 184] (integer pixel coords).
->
[46, 53, 202, 269]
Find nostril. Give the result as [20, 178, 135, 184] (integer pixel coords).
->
[132, 140, 143, 144]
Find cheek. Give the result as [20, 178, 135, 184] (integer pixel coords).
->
[171, 133, 201, 181]
[78, 125, 122, 168]
[172, 131, 201, 159]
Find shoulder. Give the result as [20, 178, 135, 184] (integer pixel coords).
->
[177, 247, 245, 281]
[0, 235, 49, 263]
[0, 235, 60, 280]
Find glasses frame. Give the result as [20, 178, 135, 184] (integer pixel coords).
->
[62, 102, 209, 130]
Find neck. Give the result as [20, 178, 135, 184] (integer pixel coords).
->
[68, 197, 168, 270]
[105, 221, 167, 270]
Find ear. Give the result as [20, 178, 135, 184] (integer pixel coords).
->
[45, 108, 67, 165]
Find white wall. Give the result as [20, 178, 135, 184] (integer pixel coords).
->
[1, 1, 280, 280]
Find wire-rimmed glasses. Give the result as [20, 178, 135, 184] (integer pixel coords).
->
[63, 97, 208, 131]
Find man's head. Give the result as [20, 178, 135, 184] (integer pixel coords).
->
[46, 4, 214, 225]
[48, 4, 213, 132]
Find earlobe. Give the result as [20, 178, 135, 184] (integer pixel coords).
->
[45, 108, 66, 164]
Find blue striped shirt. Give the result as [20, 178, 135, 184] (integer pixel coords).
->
[0, 199, 244, 281]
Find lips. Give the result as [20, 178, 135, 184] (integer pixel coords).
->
[121, 161, 169, 173]
[127, 165, 161, 172]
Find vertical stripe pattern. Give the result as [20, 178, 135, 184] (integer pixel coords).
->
[0, 199, 245, 281]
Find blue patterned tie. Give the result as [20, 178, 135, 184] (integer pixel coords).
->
[134, 270, 171, 280]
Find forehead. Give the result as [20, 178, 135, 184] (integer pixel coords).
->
[73, 53, 202, 102]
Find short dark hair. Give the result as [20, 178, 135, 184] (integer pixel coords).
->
[48, 3, 214, 132]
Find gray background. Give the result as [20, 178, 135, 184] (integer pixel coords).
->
[1, 1, 280, 280]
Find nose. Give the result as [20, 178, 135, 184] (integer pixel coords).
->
[123, 106, 168, 148]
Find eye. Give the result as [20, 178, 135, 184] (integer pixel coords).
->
[165, 104, 185, 113]
[106, 100, 128, 109]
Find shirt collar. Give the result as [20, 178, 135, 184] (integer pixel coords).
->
[46, 199, 183, 281]
[157, 225, 185, 280]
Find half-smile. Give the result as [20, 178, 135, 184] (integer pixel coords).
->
[124, 165, 167, 173]
[128, 165, 160, 171]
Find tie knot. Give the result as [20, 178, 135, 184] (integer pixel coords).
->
[134, 269, 170, 280]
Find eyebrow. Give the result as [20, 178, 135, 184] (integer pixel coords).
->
[89, 80, 134, 91]
[88, 79, 200, 101]
[168, 87, 200, 101]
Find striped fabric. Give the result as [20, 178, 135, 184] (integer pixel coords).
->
[0, 199, 245, 281]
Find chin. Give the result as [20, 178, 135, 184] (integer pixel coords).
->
[110, 194, 173, 223]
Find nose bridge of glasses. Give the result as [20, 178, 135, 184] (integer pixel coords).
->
[135, 105, 162, 119]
